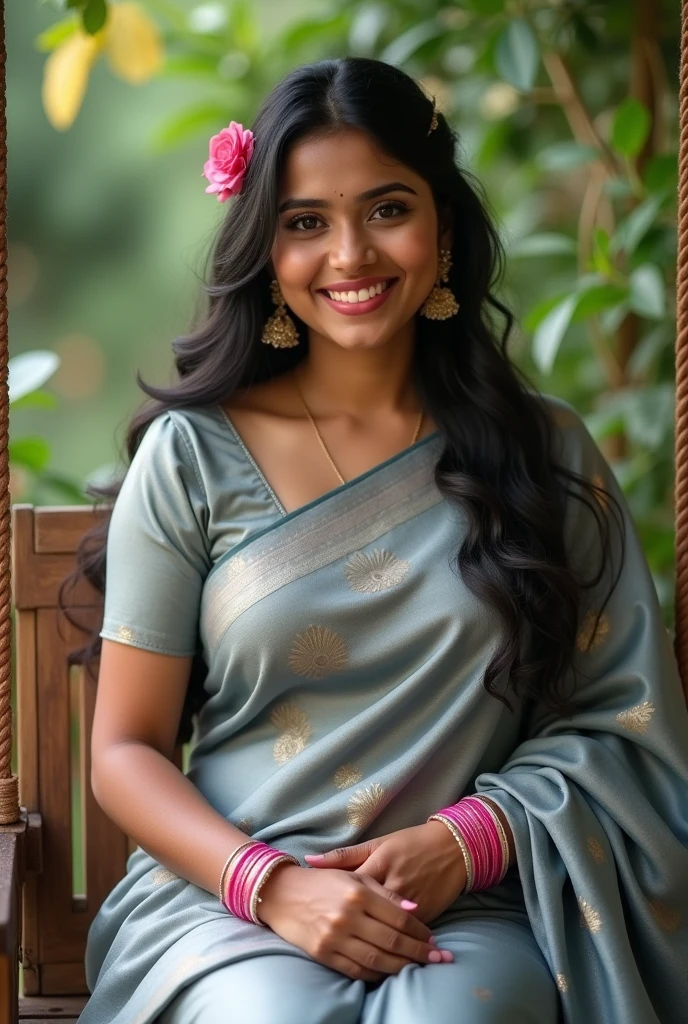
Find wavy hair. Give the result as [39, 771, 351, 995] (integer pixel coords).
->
[61, 56, 623, 745]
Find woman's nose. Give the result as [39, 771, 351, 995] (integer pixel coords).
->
[328, 226, 376, 275]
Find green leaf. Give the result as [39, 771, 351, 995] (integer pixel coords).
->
[611, 98, 651, 158]
[229, 1, 259, 53]
[622, 385, 674, 450]
[379, 20, 446, 66]
[643, 153, 677, 195]
[536, 141, 598, 172]
[35, 16, 79, 52]
[510, 233, 576, 258]
[152, 102, 236, 149]
[532, 293, 577, 374]
[495, 19, 539, 92]
[9, 437, 51, 472]
[160, 53, 220, 78]
[10, 390, 58, 412]
[523, 292, 569, 333]
[82, 0, 108, 35]
[349, 3, 388, 56]
[611, 194, 663, 257]
[627, 325, 672, 380]
[281, 13, 349, 51]
[9, 351, 60, 404]
[628, 264, 666, 320]
[573, 283, 628, 320]
[591, 227, 611, 275]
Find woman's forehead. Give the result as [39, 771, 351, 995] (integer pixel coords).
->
[278, 129, 421, 199]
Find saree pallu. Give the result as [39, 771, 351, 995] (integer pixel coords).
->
[80, 399, 688, 1023]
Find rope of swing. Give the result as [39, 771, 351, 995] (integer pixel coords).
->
[0, 1, 19, 825]
[675, 0, 688, 697]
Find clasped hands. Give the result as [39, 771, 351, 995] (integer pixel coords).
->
[304, 820, 467, 924]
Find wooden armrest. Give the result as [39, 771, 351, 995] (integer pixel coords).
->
[0, 822, 25, 1024]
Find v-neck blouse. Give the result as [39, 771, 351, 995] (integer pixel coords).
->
[99, 404, 443, 659]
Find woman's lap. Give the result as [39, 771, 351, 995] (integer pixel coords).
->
[157, 916, 558, 1024]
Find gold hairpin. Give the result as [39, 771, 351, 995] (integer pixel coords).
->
[427, 100, 439, 136]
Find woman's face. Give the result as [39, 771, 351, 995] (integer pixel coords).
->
[270, 128, 446, 353]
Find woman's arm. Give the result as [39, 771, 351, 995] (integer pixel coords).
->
[92, 638, 443, 980]
[91, 639, 249, 896]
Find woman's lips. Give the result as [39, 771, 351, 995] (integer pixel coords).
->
[318, 279, 398, 316]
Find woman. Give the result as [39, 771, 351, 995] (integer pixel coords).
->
[74, 57, 688, 1023]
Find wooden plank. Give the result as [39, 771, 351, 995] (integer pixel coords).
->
[33, 507, 109, 556]
[10, 508, 34, 612]
[0, 829, 22, 1024]
[12, 556, 101, 612]
[16, 609, 41, 996]
[16, 611, 38, 812]
[38, 964, 87, 997]
[19, 995, 86, 1018]
[35, 612, 83, 969]
[79, 651, 129, 918]
[20, 1018, 77, 1023]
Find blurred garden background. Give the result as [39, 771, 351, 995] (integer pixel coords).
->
[9, 0, 679, 609]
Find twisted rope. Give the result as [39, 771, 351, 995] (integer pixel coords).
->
[675, 0, 688, 698]
[0, 1, 18, 823]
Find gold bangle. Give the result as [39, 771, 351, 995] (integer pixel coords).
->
[428, 813, 474, 893]
[250, 854, 298, 924]
[473, 796, 510, 879]
[218, 840, 255, 907]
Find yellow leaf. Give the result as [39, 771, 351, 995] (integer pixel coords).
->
[104, 3, 163, 85]
[42, 31, 103, 131]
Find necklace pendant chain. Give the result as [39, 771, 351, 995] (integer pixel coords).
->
[294, 375, 424, 486]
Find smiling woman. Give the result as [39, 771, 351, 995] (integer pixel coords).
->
[62, 56, 688, 1024]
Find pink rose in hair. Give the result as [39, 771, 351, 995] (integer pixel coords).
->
[203, 121, 255, 202]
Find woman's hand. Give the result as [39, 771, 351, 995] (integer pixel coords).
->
[256, 862, 453, 981]
[304, 822, 466, 924]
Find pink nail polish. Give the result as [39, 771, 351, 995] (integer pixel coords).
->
[428, 950, 442, 963]
[429, 936, 437, 945]
[400, 899, 418, 910]
[441, 949, 454, 962]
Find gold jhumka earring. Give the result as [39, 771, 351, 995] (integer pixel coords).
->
[261, 279, 299, 349]
[420, 248, 460, 320]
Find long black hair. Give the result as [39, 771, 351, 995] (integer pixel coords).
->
[61, 56, 623, 745]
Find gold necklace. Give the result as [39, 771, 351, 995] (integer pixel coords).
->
[294, 375, 424, 486]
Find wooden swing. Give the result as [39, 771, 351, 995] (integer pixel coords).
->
[1, 2, 687, 1021]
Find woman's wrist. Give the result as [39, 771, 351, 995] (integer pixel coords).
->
[254, 861, 303, 926]
[422, 819, 468, 899]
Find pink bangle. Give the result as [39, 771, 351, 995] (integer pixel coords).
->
[427, 795, 509, 893]
[221, 840, 298, 924]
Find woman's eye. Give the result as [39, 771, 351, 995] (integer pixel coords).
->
[372, 201, 409, 220]
[284, 199, 409, 232]
[287, 214, 323, 231]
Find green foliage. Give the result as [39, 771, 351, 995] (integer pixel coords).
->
[496, 19, 540, 92]
[8, 351, 87, 504]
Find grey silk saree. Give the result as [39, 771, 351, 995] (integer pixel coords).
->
[79, 398, 688, 1023]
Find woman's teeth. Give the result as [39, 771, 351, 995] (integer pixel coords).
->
[325, 281, 391, 303]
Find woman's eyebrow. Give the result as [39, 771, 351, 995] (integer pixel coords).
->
[277, 181, 418, 214]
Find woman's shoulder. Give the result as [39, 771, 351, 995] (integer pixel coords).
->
[140, 404, 242, 461]
[537, 392, 601, 475]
